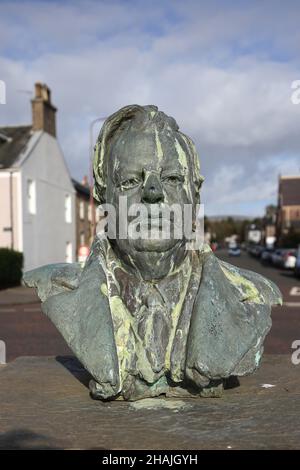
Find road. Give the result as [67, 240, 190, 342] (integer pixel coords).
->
[217, 249, 300, 355]
[0, 250, 299, 362]
[0, 304, 71, 362]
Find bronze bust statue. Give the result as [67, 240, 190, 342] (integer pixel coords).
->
[24, 105, 282, 401]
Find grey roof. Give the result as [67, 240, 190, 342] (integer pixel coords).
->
[280, 177, 300, 206]
[72, 178, 91, 198]
[0, 126, 32, 169]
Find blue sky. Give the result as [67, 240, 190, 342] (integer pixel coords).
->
[1, 0, 300, 216]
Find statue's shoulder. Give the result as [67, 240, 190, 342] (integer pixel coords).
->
[23, 262, 83, 302]
[187, 249, 282, 381]
[23, 238, 109, 302]
[196, 247, 282, 306]
[215, 255, 282, 306]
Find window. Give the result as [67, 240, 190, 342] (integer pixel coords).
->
[27, 179, 36, 214]
[65, 242, 72, 263]
[79, 200, 85, 220]
[65, 194, 72, 223]
[88, 204, 92, 222]
[80, 231, 85, 246]
[95, 207, 100, 223]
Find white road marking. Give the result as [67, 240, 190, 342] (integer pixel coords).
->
[283, 302, 300, 308]
[273, 302, 300, 308]
[24, 307, 41, 312]
[0, 306, 41, 313]
[290, 287, 300, 296]
[261, 384, 276, 389]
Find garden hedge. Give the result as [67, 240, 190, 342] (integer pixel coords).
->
[0, 248, 23, 289]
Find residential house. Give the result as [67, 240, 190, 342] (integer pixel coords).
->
[0, 83, 76, 271]
[72, 176, 96, 257]
[276, 175, 300, 242]
[262, 204, 277, 247]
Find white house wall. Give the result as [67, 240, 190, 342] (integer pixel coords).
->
[21, 132, 76, 271]
[0, 171, 22, 252]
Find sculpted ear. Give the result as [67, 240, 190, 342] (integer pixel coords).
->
[194, 175, 204, 202]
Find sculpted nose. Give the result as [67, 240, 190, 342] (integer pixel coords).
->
[141, 174, 164, 204]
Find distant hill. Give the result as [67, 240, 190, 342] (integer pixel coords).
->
[206, 215, 255, 222]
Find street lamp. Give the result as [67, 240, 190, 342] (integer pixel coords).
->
[89, 117, 107, 239]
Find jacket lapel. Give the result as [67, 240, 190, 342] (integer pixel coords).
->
[185, 251, 272, 381]
[42, 244, 120, 398]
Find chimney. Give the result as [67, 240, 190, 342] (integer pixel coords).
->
[82, 175, 89, 187]
[31, 82, 57, 137]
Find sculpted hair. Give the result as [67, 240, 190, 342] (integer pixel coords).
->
[93, 104, 204, 203]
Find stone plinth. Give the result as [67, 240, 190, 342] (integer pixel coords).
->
[0, 355, 299, 449]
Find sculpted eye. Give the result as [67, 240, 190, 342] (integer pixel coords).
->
[162, 175, 184, 185]
[119, 177, 141, 190]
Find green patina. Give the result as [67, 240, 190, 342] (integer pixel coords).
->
[104, 243, 193, 391]
[22, 104, 283, 402]
[108, 295, 134, 391]
[255, 350, 262, 366]
[165, 258, 192, 381]
[154, 128, 164, 163]
[100, 282, 108, 297]
[174, 137, 193, 203]
[130, 398, 192, 411]
[262, 277, 283, 305]
[221, 265, 263, 303]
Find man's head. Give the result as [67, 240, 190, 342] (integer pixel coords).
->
[93, 105, 204, 279]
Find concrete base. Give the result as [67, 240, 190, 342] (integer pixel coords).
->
[0, 355, 299, 449]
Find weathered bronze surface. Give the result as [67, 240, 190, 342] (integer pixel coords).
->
[23, 105, 282, 401]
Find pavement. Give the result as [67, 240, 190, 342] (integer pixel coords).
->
[0, 354, 299, 449]
[0, 286, 71, 362]
[0, 250, 299, 361]
[0, 285, 39, 305]
[0, 253, 299, 450]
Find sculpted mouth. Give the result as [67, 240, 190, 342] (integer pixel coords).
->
[140, 217, 174, 230]
[130, 214, 173, 227]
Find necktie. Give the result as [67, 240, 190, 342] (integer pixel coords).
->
[137, 287, 171, 374]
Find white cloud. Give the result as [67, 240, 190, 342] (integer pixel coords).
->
[1, 0, 300, 216]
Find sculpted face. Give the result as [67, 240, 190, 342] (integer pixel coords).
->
[104, 124, 197, 279]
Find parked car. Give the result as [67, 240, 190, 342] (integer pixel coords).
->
[228, 246, 241, 256]
[271, 248, 297, 269]
[248, 245, 255, 256]
[249, 245, 264, 258]
[281, 249, 297, 269]
[211, 242, 218, 252]
[295, 248, 300, 277]
[271, 249, 284, 266]
[261, 248, 274, 264]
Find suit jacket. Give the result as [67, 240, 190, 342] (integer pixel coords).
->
[23, 239, 282, 399]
